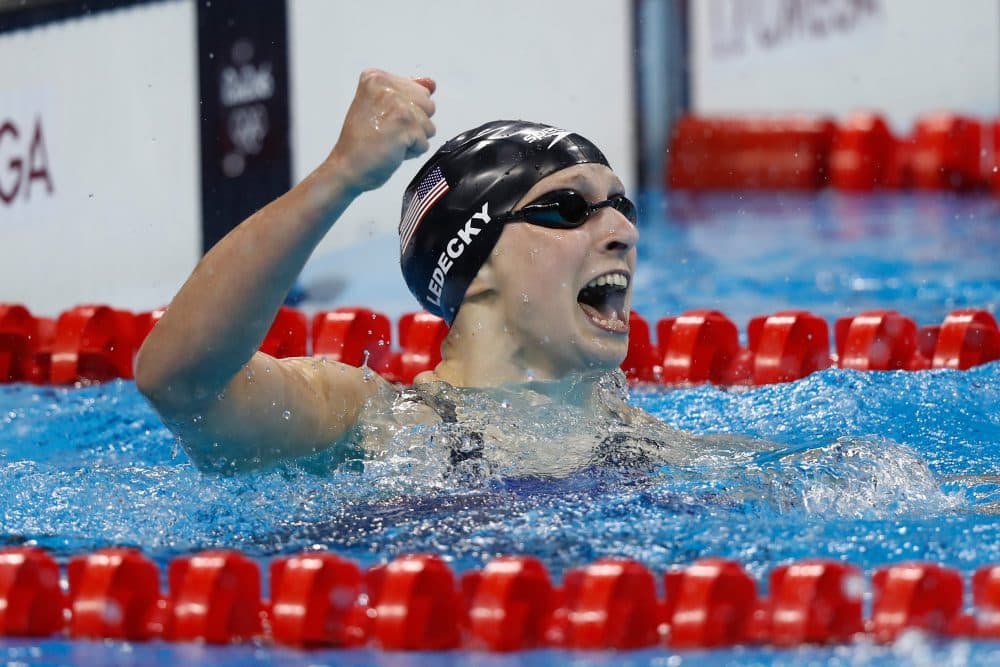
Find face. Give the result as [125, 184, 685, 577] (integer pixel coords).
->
[483, 163, 639, 378]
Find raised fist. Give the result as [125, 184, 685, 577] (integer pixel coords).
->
[329, 69, 437, 194]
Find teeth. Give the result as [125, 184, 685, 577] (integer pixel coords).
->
[585, 272, 629, 289]
[593, 313, 628, 331]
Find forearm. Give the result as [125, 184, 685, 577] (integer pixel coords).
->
[136, 157, 359, 405]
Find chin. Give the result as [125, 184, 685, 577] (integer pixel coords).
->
[579, 340, 628, 374]
[563, 313, 627, 372]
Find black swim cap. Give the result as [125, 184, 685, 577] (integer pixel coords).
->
[399, 120, 610, 324]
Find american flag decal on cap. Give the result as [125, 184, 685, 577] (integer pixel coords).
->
[399, 165, 449, 253]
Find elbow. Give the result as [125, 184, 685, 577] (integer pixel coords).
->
[134, 343, 181, 409]
[134, 346, 157, 398]
[134, 344, 161, 398]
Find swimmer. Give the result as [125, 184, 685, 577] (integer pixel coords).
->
[136, 69, 700, 473]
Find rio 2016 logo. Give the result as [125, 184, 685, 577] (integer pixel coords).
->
[0, 116, 54, 206]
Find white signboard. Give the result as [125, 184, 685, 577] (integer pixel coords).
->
[0, 1, 200, 315]
[690, 0, 1000, 131]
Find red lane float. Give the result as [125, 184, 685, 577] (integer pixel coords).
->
[658, 310, 744, 385]
[466, 556, 555, 651]
[973, 565, 1000, 638]
[911, 113, 983, 191]
[884, 136, 918, 189]
[871, 563, 964, 642]
[269, 552, 363, 647]
[49, 305, 137, 384]
[8, 547, 1000, 649]
[260, 306, 308, 358]
[668, 116, 835, 190]
[396, 312, 448, 385]
[312, 307, 392, 370]
[0, 304, 38, 383]
[2, 304, 997, 386]
[622, 312, 660, 382]
[0, 547, 64, 637]
[564, 559, 662, 650]
[748, 311, 832, 384]
[542, 567, 583, 646]
[370, 554, 462, 650]
[669, 111, 997, 192]
[664, 558, 758, 648]
[835, 310, 917, 371]
[930, 309, 1000, 370]
[829, 113, 894, 191]
[68, 548, 161, 640]
[169, 550, 263, 643]
[29, 318, 56, 383]
[767, 560, 864, 645]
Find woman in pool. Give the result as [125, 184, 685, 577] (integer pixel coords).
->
[137, 69, 700, 474]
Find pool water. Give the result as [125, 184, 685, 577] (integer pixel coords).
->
[1, 192, 999, 666]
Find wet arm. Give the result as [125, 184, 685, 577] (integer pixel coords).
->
[135, 70, 436, 469]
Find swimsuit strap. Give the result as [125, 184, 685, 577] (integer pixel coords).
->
[592, 432, 663, 469]
[411, 384, 485, 467]
[408, 384, 662, 473]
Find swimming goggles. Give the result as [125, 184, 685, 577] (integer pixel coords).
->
[494, 189, 638, 228]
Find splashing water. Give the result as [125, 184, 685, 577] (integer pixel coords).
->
[1, 361, 995, 579]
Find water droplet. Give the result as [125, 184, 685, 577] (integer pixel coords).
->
[282, 410, 291, 420]
[361, 350, 374, 381]
[192, 414, 203, 424]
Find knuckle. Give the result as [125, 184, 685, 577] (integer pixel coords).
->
[360, 68, 386, 86]
[386, 102, 409, 121]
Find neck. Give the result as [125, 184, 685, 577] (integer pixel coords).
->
[432, 300, 591, 389]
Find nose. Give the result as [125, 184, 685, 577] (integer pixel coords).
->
[594, 207, 639, 254]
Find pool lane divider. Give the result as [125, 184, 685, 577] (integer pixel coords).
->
[2, 547, 1000, 649]
[667, 112, 996, 193]
[1, 304, 998, 386]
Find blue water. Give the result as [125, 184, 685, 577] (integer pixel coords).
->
[634, 192, 1000, 327]
[1, 193, 999, 666]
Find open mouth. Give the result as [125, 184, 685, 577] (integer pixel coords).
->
[577, 271, 630, 334]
